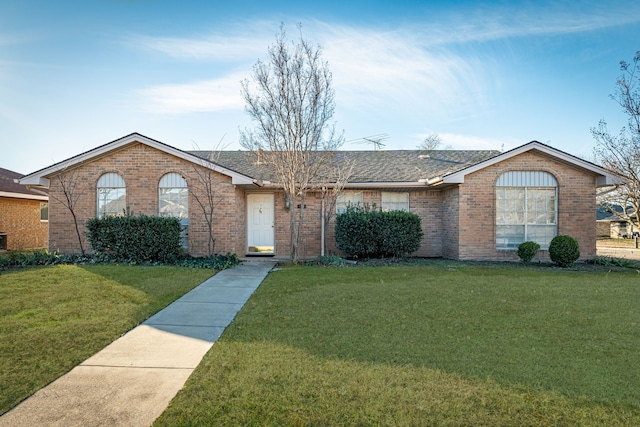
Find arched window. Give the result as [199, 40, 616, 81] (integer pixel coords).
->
[97, 173, 126, 218]
[159, 173, 188, 247]
[496, 171, 557, 249]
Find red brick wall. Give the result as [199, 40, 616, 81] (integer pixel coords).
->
[406, 190, 442, 257]
[44, 144, 599, 261]
[441, 187, 460, 259]
[47, 143, 243, 256]
[0, 197, 48, 250]
[455, 151, 597, 261]
[271, 190, 323, 259]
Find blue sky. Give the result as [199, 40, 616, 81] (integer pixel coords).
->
[2, 0, 640, 174]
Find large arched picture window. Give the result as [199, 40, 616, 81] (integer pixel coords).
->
[159, 173, 188, 248]
[496, 171, 557, 249]
[97, 173, 126, 218]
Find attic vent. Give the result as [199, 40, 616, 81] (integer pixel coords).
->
[418, 154, 430, 159]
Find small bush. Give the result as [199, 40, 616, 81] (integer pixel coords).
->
[335, 205, 423, 258]
[549, 235, 580, 267]
[318, 255, 347, 266]
[517, 241, 540, 263]
[174, 253, 240, 270]
[589, 256, 639, 269]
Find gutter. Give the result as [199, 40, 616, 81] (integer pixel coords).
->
[0, 191, 48, 201]
[342, 181, 429, 189]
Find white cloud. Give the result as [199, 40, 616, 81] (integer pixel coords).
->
[419, 1, 640, 45]
[133, 33, 266, 61]
[315, 24, 487, 113]
[136, 72, 246, 114]
[129, 20, 277, 61]
[134, 22, 490, 115]
[130, 2, 640, 116]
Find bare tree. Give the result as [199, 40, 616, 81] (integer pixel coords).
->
[592, 51, 640, 227]
[241, 25, 343, 263]
[417, 133, 452, 152]
[48, 168, 86, 255]
[320, 156, 355, 256]
[189, 139, 228, 256]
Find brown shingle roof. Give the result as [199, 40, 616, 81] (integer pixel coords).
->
[0, 167, 48, 197]
[188, 149, 501, 183]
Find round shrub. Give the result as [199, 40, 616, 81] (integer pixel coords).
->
[517, 241, 540, 263]
[548, 235, 580, 267]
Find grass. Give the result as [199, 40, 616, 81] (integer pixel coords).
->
[0, 264, 214, 415]
[156, 265, 640, 426]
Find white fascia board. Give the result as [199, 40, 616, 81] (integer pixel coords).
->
[0, 191, 48, 201]
[254, 181, 429, 190]
[596, 174, 626, 186]
[138, 137, 255, 184]
[18, 133, 255, 187]
[18, 176, 50, 187]
[442, 141, 621, 186]
[343, 182, 429, 189]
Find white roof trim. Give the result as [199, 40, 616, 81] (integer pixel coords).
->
[0, 191, 48, 201]
[254, 181, 429, 190]
[343, 182, 428, 189]
[441, 141, 624, 187]
[19, 133, 255, 187]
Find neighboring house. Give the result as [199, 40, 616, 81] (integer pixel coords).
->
[596, 206, 637, 238]
[0, 168, 49, 251]
[19, 133, 620, 261]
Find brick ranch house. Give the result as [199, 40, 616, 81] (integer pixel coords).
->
[18, 133, 620, 261]
[0, 167, 49, 251]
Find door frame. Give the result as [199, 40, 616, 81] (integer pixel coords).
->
[246, 193, 275, 255]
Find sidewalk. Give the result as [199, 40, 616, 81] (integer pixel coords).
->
[0, 260, 276, 427]
[596, 246, 640, 261]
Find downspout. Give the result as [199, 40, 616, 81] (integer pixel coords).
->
[321, 193, 325, 257]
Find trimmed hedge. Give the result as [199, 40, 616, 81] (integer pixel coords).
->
[86, 214, 183, 263]
[335, 205, 423, 258]
[0, 249, 240, 270]
[549, 235, 580, 267]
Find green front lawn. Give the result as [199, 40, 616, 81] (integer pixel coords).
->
[156, 265, 640, 426]
[0, 264, 214, 415]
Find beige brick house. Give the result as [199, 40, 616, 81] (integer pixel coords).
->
[0, 168, 49, 251]
[19, 133, 620, 261]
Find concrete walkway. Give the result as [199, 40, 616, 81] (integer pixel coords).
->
[596, 246, 640, 261]
[0, 260, 276, 427]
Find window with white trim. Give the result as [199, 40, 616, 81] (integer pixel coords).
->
[40, 202, 48, 221]
[336, 191, 363, 214]
[496, 171, 557, 249]
[381, 191, 409, 211]
[159, 173, 188, 248]
[97, 173, 126, 218]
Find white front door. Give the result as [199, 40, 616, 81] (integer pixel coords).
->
[247, 193, 275, 254]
